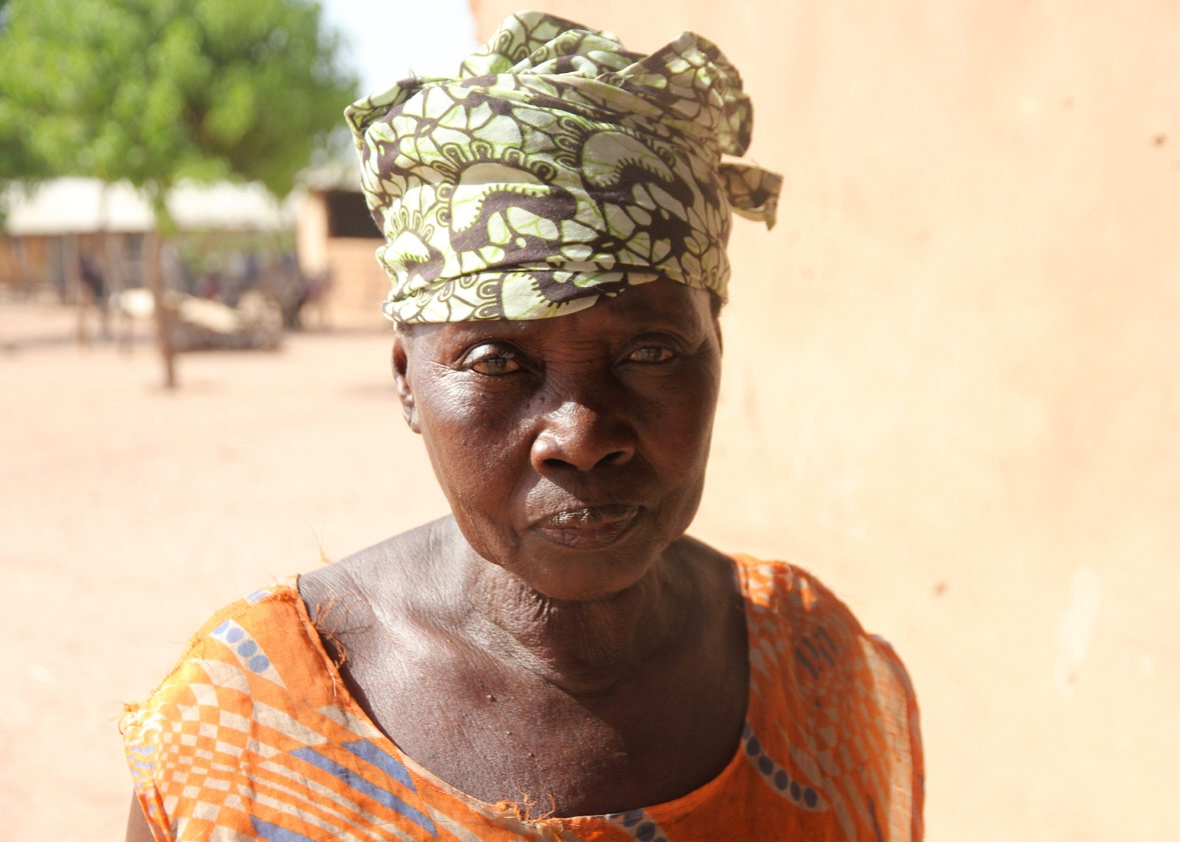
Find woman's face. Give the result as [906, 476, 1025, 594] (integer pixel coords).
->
[393, 279, 722, 601]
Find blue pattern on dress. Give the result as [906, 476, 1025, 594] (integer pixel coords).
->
[290, 746, 438, 837]
[250, 817, 318, 842]
[741, 721, 824, 810]
[605, 808, 670, 842]
[343, 739, 418, 791]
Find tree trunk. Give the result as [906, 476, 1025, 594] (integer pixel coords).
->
[144, 231, 177, 388]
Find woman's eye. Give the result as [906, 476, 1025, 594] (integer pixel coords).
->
[628, 346, 674, 363]
[468, 352, 521, 375]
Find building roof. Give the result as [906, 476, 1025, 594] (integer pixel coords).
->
[2, 178, 297, 236]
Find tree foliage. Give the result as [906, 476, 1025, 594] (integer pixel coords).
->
[0, 0, 358, 204]
[0, 0, 358, 385]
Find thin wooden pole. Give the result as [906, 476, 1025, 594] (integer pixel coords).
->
[144, 230, 176, 388]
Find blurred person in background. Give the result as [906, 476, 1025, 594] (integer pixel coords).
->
[78, 250, 111, 339]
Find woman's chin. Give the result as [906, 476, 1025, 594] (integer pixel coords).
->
[455, 510, 686, 602]
[511, 544, 661, 603]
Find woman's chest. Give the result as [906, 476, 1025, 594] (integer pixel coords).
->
[339, 627, 748, 817]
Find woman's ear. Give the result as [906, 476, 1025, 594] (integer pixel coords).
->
[391, 333, 420, 433]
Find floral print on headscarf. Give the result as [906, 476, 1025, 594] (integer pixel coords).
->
[346, 11, 781, 324]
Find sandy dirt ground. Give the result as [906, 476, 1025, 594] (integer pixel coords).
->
[1, 303, 451, 840]
[1, 301, 1174, 841]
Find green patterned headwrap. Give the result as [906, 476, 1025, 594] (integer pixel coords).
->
[346, 11, 781, 324]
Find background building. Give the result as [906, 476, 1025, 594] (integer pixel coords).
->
[2, 176, 392, 329]
[295, 167, 389, 329]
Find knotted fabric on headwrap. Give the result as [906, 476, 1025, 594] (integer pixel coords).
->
[346, 11, 781, 324]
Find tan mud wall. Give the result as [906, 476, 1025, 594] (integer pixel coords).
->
[470, 3, 1179, 839]
[319, 237, 394, 329]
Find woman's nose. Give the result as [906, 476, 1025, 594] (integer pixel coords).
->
[530, 397, 636, 473]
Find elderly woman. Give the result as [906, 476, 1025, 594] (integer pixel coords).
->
[123, 12, 922, 842]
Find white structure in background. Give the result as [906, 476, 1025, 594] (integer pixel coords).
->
[4, 177, 294, 234]
[0, 178, 296, 295]
[2, 175, 388, 329]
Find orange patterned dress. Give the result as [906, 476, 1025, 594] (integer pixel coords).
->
[121, 555, 923, 841]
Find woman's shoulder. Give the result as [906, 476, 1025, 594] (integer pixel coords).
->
[198, 581, 304, 636]
[119, 579, 426, 840]
[122, 583, 323, 720]
[728, 553, 907, 684]
[119, 580, 342, 818]
[730, 553, 857, 617]
[298, 517, 459, 626]
[729, 553, 924, 841]
[144, 584, 306, 684]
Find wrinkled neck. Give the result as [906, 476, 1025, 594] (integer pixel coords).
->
[457, 543, 696, 696]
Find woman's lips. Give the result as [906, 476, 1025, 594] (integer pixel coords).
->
[532, 504, 640, 549]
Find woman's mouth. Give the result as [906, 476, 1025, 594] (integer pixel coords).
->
[532, 504, 639, 549]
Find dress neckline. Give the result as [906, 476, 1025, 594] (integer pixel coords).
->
[291, 555, 757, 828]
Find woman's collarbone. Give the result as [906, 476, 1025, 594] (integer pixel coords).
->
[359, 627, 740, 815]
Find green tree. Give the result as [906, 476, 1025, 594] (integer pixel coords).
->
[0, 0, 50, 210]
[0, 0, 358, 385]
